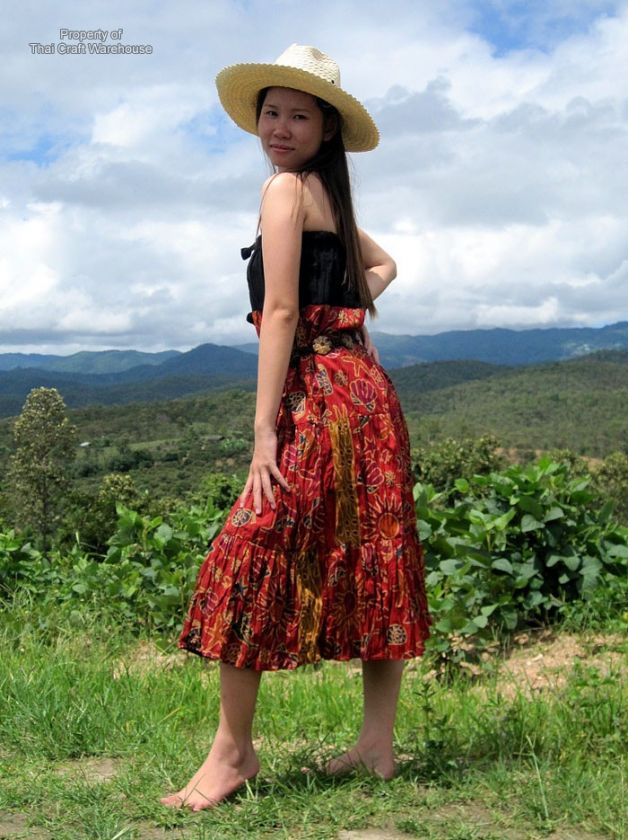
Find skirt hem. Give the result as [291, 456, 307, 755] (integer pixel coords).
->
[176, 641, 430, 672]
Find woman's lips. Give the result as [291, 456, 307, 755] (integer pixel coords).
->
[271, 145, 293, 152]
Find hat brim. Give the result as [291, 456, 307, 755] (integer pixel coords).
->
[215, 61, 379, 152]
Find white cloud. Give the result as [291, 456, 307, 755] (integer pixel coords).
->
[0, 0, 626, 353]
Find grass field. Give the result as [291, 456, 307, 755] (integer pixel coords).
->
[0, 597, 625, 840]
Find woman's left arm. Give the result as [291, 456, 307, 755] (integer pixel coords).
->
[357, 228, 395, 363]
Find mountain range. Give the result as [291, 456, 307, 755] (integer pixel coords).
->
[0, 320, 626, 418]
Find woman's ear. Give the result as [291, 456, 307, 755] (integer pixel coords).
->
[323, 113, 339, 142]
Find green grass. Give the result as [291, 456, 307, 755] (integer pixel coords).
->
[0, 596, 625, 839]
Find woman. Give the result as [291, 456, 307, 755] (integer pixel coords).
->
[161, 44, 431, 812]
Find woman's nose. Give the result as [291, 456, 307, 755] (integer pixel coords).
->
[273, 119, 291, 137]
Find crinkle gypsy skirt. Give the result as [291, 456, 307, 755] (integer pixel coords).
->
[177, 304, 432, 670]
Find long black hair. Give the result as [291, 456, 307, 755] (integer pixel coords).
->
[255, 87, 377, 319]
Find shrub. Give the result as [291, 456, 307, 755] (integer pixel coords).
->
[590, 452, 628, 525]
[59, 473, 147, 554]
[2, 456, 626, 677]
[412, 434, 504, 494]
[0, 499, 227, 631]
[197, 472, 244, 510]
[418, 456, 628, 675]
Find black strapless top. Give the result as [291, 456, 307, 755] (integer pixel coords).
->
[241, 230, 362, 324]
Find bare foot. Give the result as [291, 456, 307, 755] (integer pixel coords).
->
[323, 744, 396, 780]
[160, 743, 260, 812]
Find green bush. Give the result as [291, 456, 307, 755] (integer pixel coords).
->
[197, 472, 244, 510]
[2, 456, 626, 678]
[218, 436, 250, 457]
[105, 443, 153, 472]
[0, 529, 42, 597]
[0, 499, 227, 631]
[59, 473, 148, 554]
[412, 434, 504, 494]
[590, 451, 628, 525]
[418, 455, 628, 674]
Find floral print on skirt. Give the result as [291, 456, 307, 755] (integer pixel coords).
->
[177, 303, 432, 670]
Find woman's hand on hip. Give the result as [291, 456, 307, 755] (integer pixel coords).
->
[239, 427, 291, 514]
[360, 323, 380, 364]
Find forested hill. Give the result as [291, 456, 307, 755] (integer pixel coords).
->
[0, 349, 626, 458]
[0, 343, 259, 418]
[0, 342, 627, 423]
[390, 347, 628, 396]
[0, 348, 179, 373]
[368, 320, 628, 367]
[391, 349, 628, 457]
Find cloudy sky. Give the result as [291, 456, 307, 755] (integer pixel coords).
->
[1, 0, 626, 355]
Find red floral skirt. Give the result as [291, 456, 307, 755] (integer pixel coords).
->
[177, 304, 432, 670]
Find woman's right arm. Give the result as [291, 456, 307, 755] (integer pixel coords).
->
[358, 228, 397, 301]
[238, 173, 303, 515]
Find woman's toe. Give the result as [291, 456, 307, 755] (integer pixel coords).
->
[160, 793, 184, 807]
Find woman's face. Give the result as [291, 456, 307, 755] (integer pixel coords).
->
[257, 86, 335, 171]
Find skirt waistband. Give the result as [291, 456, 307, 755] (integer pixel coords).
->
[289, 329, 363, 366]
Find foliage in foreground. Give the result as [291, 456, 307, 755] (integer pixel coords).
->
[415, 455, 628, 674]
[1, 455, 626, 674]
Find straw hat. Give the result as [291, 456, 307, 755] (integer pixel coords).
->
[215, 43, 379, 152]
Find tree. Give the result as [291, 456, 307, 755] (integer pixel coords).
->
[7, 387, 78, 552]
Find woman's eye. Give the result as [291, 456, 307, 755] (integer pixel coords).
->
[263, 111, 306, 120]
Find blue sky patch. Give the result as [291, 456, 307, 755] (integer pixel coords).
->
[465, 0, 620, 57]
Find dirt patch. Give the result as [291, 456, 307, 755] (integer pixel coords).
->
[403, 799, 610, 839]
[111, 640, 187, 680]
[0, 812, 50, 839]
[123, 823, 190, 839]
[52, 756, 122, 783]
[411, 800, 529, 839]
[339, 829, 413, 840]
[405, 628, 626, 701]
[475, 629, 626, 701]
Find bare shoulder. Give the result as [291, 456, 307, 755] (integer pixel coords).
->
[260, 171, 305, 201]
[259, 172, 306, 233]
